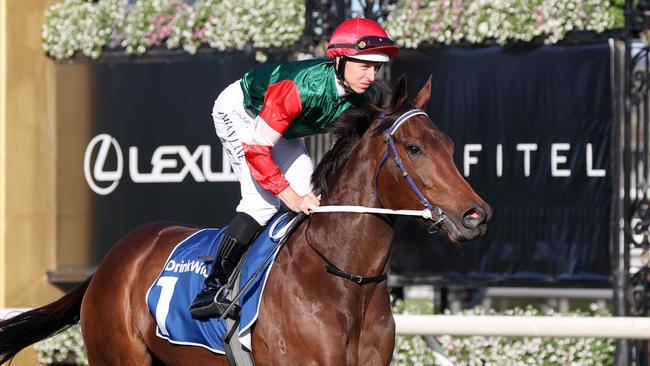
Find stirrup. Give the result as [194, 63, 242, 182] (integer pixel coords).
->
[189, 286, 240, 319]
[215, 301, 241, 320]
[189, 290, 217, 318]
[213, 286, 241, 320]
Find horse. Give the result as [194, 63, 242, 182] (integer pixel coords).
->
[0, 76, 491, 365]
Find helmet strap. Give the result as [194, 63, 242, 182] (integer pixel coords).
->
[335, 56, 357, 94]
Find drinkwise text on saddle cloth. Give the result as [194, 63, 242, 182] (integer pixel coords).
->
[164, 259, 209, 278]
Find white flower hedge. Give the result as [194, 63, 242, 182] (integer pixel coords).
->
[43, 0, 617, 60]
[42, 0, 304, 60]
[393, 300, 615, 366]
[384, 0, 615, 48]
[42, 0, 125, 59]
[34, 324, 88, 366]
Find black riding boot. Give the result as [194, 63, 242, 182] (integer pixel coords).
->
[189, 212, 261, 318]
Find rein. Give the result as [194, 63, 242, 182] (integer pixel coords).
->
[311, 205, 445, 224]
[306, 108, 447, 285]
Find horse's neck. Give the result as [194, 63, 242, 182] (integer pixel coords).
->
[307, 139, 394, 277]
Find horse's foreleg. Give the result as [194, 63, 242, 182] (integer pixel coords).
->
[358, 283, 395, 366]
[254, 274, 360, 365]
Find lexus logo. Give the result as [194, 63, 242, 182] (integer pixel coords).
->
[84, 134, 124, 195]
[83, 134, 237, 196]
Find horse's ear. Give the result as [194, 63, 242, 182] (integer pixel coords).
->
[413, 75, 432, 110]
[391, 74, 408, 110]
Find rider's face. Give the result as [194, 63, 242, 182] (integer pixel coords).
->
[342, 58, 382, 93]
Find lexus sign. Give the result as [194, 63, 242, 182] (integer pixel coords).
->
[83, 133, 237, 195]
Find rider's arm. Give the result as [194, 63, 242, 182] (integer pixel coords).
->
[241, 80, 302, 195]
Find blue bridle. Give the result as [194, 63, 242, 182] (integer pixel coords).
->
[303, 108, 448, 286]
[374, 109, 446, 226]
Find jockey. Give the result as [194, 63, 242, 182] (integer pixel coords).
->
[190, 17, 399, 318]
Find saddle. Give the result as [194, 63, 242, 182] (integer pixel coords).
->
[217, 211, 304, 320]
[145, 211, 305, 365]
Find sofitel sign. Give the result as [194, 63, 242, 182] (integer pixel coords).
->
[84, 133, 237, 195]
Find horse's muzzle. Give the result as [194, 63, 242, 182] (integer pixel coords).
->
[461, 205, 491, 229]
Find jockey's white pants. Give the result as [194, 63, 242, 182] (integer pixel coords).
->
[212, 80, 314, 226]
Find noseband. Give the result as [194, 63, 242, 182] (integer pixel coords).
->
[374, 108, 447, 229]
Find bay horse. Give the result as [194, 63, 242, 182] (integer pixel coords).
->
[0, 76, 490, 365]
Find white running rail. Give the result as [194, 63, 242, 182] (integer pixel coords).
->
[394, 314, 650, 339]
[0, 308, 29, 320]
[3, 308, 649, 339]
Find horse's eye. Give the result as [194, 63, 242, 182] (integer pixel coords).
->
[407, 144, 422, 155]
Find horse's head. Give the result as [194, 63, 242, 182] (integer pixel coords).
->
[374, 76, 492, 242]
[312, 76, 491, 242]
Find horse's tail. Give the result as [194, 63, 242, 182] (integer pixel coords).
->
[0, 276, 92, 363]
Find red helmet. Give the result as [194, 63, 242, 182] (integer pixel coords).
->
[327, 17, 399, 63]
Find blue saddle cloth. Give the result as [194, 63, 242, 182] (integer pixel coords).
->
[145, 212, 294, 353]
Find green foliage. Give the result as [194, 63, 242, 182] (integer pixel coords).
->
[610, 0, 626, 28]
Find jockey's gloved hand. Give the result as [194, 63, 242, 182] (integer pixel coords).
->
[277, 187, 320, 215]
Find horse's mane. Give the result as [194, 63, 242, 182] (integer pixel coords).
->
[312, 79, 411, 196]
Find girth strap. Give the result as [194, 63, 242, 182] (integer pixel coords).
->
[313, 248, 387, 285]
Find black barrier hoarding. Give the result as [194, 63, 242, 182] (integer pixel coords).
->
[58, 45, 612, 286]
[389, 44, 612, 286]
[57, 51, 260, 267]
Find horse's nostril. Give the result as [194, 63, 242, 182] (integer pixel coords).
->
[467, 209, 481, 220]
[462, 206, 485, 229]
